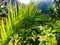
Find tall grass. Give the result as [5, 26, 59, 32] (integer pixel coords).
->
[0, 4, 41, 45]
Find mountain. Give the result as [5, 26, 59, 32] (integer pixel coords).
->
[37, 0, 53, 14]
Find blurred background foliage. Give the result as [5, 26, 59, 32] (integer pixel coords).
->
[0, 0, 60, 45]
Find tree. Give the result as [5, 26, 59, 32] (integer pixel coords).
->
[54, 0, 60, 19]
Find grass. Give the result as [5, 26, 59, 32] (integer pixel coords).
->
[0, 3, 60, 45]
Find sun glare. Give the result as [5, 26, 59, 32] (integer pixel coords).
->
[18, 0, 30, 4]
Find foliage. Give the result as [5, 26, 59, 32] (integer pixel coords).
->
[0, 0, 60, 45]
[0, 0, 7, 17]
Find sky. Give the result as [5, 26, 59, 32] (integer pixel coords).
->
[18, 0, 30, 4]
[17, 0, 54, 4]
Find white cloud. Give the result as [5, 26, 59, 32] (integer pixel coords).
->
[18, 0, 30, 4]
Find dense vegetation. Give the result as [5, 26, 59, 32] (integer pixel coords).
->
[0, 0, 60, 45]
